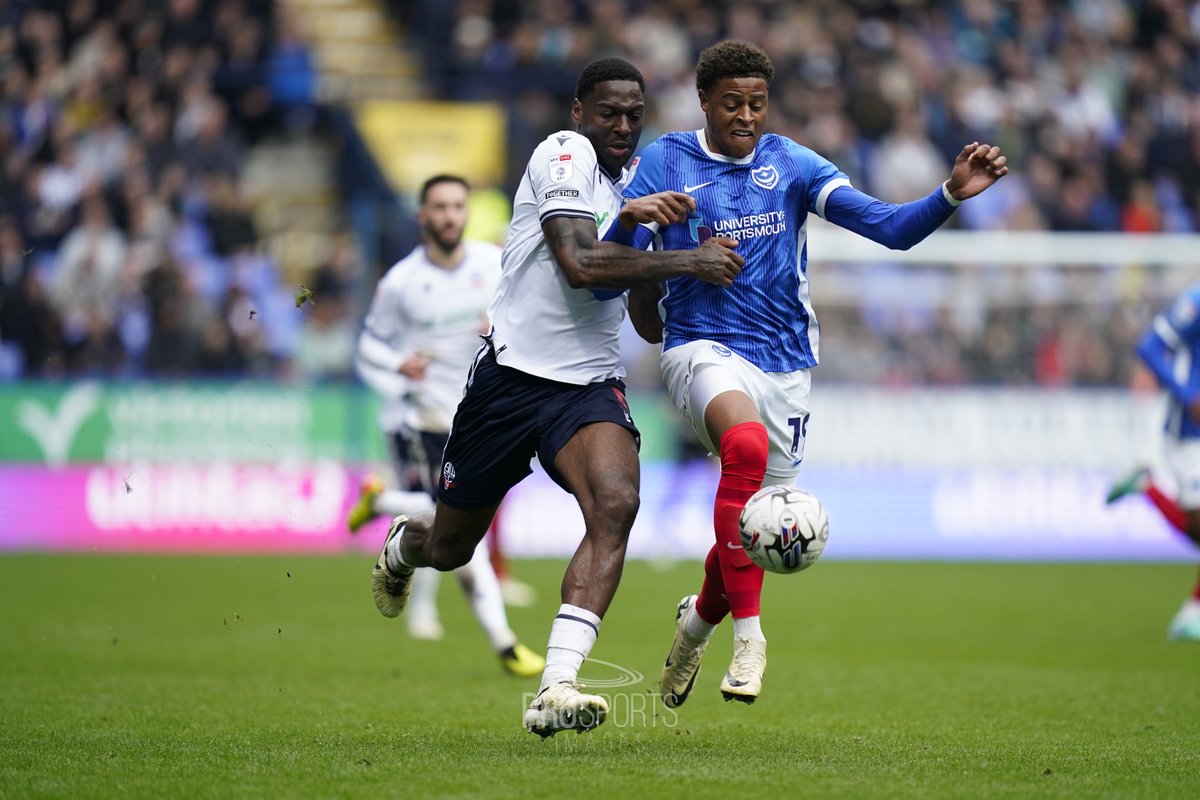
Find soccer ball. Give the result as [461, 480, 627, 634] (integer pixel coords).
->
[738, 485, 829, 574]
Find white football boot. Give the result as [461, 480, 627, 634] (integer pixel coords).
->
[720, 637, 766, 703]
[659, 595, 710, 708]
[523, 682, 608, 738]
[1168, 599, 1200, 642]
[371, 516, 415, 618]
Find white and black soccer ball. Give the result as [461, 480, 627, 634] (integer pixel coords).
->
[738, 485, 829, 574]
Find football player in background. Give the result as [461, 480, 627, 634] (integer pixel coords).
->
[368, 57, 745, 737]
[608, 40, 1008, 706]
[1106, 284, 1200, 641]
[351, 173, 544, 677]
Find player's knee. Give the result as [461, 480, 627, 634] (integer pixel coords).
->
[588, 481, 640, 536]
[719, 421, 769, 481]
[429, 539, 475, 571]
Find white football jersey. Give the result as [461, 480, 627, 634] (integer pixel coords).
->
[489, 130, 632, 385]
[356, 240, 501, 433]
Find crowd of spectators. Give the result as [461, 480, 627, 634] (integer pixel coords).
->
[399, 0, 1200, 388]
[0, 0, 354, 380]
[4, 0, 1200, 388]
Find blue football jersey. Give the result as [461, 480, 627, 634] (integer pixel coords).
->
[1138, 283, 1200, 439]
[622, 130, 850, 372]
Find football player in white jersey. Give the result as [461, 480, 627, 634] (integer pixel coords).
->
[351, 174, 544, 678]
[610, 41, 1007, 707]
[367, 57, 745, 737]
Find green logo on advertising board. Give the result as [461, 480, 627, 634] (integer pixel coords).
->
[13, 382, 103, 465]
[1, 383, 385, 465]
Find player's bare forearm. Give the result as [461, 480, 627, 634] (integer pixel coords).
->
[628, 285, 664, 344]
[543, 216, 743, 290]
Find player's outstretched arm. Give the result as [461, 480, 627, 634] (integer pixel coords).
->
[944, 142, 1008, 201]
[543, 216, 743, 290]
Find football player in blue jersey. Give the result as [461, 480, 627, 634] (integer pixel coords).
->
[368, 57, 744, 738]
[1107, 284, 1200, 641]
[606, 40, 1008, 706]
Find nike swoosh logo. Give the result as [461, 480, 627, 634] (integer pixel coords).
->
[683, 181, 713, 193]
[726, 542, 741, 550]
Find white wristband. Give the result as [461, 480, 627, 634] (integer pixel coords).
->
[941, 182, 962, 207]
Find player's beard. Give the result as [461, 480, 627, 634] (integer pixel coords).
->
[425, 224, 463, 257]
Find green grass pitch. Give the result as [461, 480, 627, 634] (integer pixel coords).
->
[2, 555, 1199, 799]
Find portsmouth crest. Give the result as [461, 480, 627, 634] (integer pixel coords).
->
[549, 153, 573, 183]
[751, 164, 779, 190]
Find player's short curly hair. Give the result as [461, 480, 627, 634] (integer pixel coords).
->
[420, 174, 469, 204]
[575, 57, 645, 102]
[695, 40, 775, 94]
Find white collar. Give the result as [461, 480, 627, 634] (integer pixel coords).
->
[694, 129, 756, 165]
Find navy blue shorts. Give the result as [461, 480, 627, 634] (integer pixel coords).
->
[438, 346, 641, 509]
[388, 428, 448, 499]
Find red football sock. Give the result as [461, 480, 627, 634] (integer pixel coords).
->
[694, 544, 730, 624]
[714, 421, 768, 619]
[1146, 484, 1188, 533]
[1192, 567, 1200, 601]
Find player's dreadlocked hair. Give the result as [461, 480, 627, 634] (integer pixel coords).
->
[695, 40, 775, 93]
[575, 57, 645, 102]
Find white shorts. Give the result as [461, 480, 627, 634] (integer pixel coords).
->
[660, 339, 812, 481]
[1164, 437, 1200, 508]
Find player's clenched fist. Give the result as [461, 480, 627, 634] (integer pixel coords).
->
[617, 191, 696, 230]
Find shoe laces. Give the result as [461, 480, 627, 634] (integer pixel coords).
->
[675, 631, 707, 675]
[729, 638, 765, 678]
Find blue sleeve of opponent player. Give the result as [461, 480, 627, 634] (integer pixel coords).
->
[600, 219, 655, 250]
[1137, 289, 1200, 405]
[823, 184, 958, 251]
[593, 142, 666, 299]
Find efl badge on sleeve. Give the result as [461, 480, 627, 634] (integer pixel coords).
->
[549, 153, 573, 184]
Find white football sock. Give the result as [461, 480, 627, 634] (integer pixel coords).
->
[539, 604, 600, 692]
[407, 567, 440, 623]
[383, 524, 414, 574]
[683, 605, 717, 640]
[457, 539, 517, 651]
[732, 615, 765, 642]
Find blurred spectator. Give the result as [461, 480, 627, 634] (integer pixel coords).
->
[291, 263, 356, 380]
[0, 214, 62, 375]
[50, 192, 126, 370]
[204, 172, 256, 256]
[142, 255, 197, 375]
